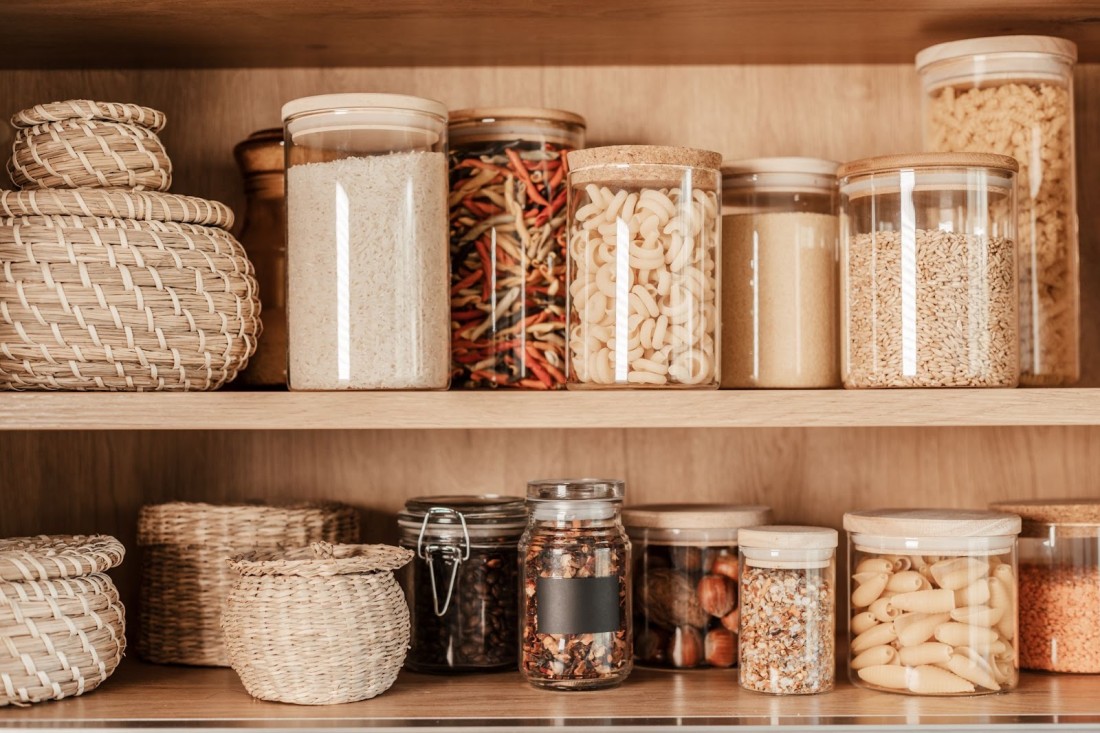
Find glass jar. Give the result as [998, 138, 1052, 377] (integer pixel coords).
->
[623, 504, 772, 669]
[721, 158, 839, 389]
[838, 153, 1019, 388]
[843, 509, 1022, 696]
[917, 36, 1079, 386]
[519, 479, 632, 690]
[737, 526, 838, 695]
[398, 495, 526, 673]
[565, 146, 722, 389]
[448, 108, 586, 390]
[233, 128, 287, 387]
[990, 499, 1100, 673]
[282, 93, 450, 390]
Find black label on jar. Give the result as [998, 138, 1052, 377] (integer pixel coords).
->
[536, 576, 620, 634]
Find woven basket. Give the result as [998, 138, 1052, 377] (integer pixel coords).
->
[137, 502, 360, 667]
[224, 543, 412, 705]
[0, 535, 126, 707]
[8, 100, 171, 191]
[0, 189, 261, 390]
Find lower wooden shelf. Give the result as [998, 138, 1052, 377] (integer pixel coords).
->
[3, 661, 1099, 731]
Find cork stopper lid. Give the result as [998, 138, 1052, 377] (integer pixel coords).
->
[990, 499, 1100, 537]
[738, 525, 838, 550]
[844, 509, 1022, 538]
[623, 504, 772, 530]
[233, 128, 284, 175]
[568, 145, 722, 172]
[838, 152, 1018, 179]
[916, 35, 1078, 72]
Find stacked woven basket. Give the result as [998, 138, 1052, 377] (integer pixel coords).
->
[0, 535, 126, 707]
[0, 100, 261, 390]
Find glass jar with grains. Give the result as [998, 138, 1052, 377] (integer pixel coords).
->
[520, 479, 632, 690]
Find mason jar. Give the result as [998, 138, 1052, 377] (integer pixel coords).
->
[519, 478, 631, 690]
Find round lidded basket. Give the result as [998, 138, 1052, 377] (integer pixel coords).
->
[223, 543, 413, 705]
[8, 100, 172, 191]
[137, 502, 359, 667]
[0, 188, 260, 391]
[0, 535, 126, 707]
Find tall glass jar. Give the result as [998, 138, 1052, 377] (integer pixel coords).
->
[398, 495, 526, 673]
[917, 36, 1079, 386]
[737, 526, 838, 695]
[721, 158, 839, 389]
[844, 509, 1022, 696]
[839, 153, 1019, 388]
[565, 146, 722, 389]
[233, 128, 286, 387]
[282, 93, 450, 390]
[624, 504, 772, 669]
[991, 499, 1100, 673]
[448, 108, 586, 390]
[520, 479, 632, 690]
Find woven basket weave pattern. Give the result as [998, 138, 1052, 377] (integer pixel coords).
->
[137, 503, 360, 667]
[0, 535, 126, 707]
[223, 543, 412, 705]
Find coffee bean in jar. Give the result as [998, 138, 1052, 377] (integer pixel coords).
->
[624, 504, 772, 669]
[398, 495, 526, 673]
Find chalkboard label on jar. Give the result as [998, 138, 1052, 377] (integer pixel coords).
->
[536, 576, 620, 634]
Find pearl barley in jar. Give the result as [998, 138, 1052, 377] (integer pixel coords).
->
[565, 146, 721, 388]
[844, 509, 1022, 696]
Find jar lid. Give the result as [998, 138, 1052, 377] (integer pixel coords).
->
[281, 93, 447, 122]
[0, 535, 125, 581]
[623, 504, 772, 530]
[844, 508, 1022, 538]
[233, 128, 284, 174]
[838, 152, 1018, 179]
[738, 525, 838, 550]
[915, 35, 1078, 72]
[398, 495, 526, 526]
[526, 478, 623, 502]
[449, 107, 586, 128]
[567, 145, 722, 172]
[722, 157, 839, 178]
[990, 499, 1100, 537]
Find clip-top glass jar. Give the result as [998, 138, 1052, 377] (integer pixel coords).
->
[738, 526, 838, 695]
[448, 108, 586, 390]
[565, 146, 722, 389]
[990, 499, 1100, 673]
[839, 153, 1019, 388]
[844, 509, 1022, 696]
[283, 93, 450, 390]
[520, 479, 632, 690]
[721, 158, 840, 389]
[624, 503, 772, 669]
[398, 495, 526, 673]
[917, 36, 1079, 386]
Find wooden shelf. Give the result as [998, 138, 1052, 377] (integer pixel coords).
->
[0, 389, 1097, 431]
[2, 661, 1097, 731]
[2, 1, 1098, 68]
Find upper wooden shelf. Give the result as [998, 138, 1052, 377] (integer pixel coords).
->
[2, 661, 1098, 730]
[5, 1, 1099, 68]
[0, 389, 1097, 430]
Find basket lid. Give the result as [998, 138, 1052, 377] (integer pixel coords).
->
[844, 508, 1022, 538]
[138, 501, 358, 546]
[11, 99, 167, 132]
[567, 145, 722, 172]
[0, 535, 125, 581]
[738, 525, 838, 550]
[229, 542, 412, 577]
[0, 189, 235, 229]
[915, 35, 1077, 72]
[837, 152, 1018, 179]
[623, 504, 772, 530]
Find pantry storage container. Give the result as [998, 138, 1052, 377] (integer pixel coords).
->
[624, 503, 772, 668]
[917, 36, 1079, 386]
[565, 146, 722, 389]
[738, 525, 837, 695]
[844, 508, 1022, 696]
[838, 153, 1019, 388]
[990, 499, 1100, 673]
[448, 108, 585, 389]
[398, 495, 526, 673]
[234, 128, 287, 387]
[721, 158, 839, 389]
[282, 93, 450, 390]
[520, 478, 632, 690]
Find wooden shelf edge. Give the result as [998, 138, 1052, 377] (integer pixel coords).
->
[0, 389, 1098, 430]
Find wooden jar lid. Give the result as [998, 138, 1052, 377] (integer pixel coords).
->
[449, 107, 585, 128]
[738, 525, 838, 550]
[623, 504, 772, 530]
[234, 128, 284, 175]
[844, 508, 1022, 538]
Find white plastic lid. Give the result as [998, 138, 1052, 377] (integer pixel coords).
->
[738, 525, 839, 550]
[844, 508, 1022, 538]
[281, 93, 447, 122]
[915, 35, 1077, 72]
